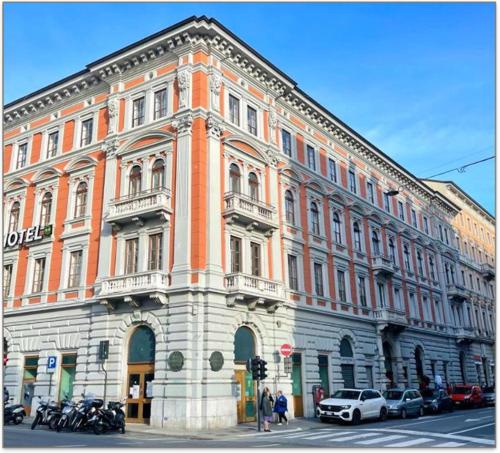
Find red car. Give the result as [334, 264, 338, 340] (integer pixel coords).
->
[450, 385, 485, 408]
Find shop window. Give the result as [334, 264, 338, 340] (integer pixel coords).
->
[59, 354, 77, 401]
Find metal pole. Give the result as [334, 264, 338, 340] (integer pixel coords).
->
[256, 379, 261, 432]
[101, 362, 108, 407]
[48, 374, 52, 399]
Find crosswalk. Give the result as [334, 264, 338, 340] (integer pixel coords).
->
[239, 427, 492, 447]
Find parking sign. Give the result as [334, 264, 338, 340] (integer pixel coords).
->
[47, 356, 57, 373]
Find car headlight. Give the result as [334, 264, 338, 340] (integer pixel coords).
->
[341, 405, 351, 410]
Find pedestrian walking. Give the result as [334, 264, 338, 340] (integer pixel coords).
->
[260, 387, 274, 432]
[273, 390, 288, 425]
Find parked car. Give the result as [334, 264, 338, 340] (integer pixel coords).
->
[482, 386, 495, 406]
[383, 389, 424, 418]
[450, 385, 484, 408]
[318, 388, 387, 425]
[422, 388, 454, 413]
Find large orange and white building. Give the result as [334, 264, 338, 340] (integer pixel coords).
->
[3, 16, 495, 430]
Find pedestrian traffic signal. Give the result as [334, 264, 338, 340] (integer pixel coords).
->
[284, 357, 292, 374]
[259, 359, 268, 380]
[251, 357, 261, 380]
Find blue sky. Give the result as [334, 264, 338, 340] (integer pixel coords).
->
[4, 3, 495, 213]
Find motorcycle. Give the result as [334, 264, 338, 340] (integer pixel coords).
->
[89, 400, 126, 435]
[70, 396, 103, 432]
[30, 396, 59, 430]
[4, 397, 26, 425]
[47, 397, 73, 431]
[56, 399, 78, 432]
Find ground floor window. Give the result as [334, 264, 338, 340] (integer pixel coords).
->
[366, 365, 374, 388]
[22, 356, 38, 411]
[341, 364, 355, 388]
[318, 355, 330, 396]
[59, 354, 77, 401]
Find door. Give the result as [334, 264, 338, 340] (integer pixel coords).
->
[292, 353, 304, 417]
[235, 370, 256, 423]
[341, 364, 355, 389]
[22, 356, 38, 414]
[127, 364, 154, 424]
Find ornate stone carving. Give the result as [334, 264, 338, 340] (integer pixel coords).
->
[206, 113, 224, 138]
[268, 108, 278, 144]
[107, 97, 119, 135]
[102, 138, 119, 157]
[264, 146, 279, 168]
[172, 113, 193, 134]
[209, 70, 222, 111]
[177, 68, 191, 109]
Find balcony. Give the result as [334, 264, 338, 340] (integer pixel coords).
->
[454, 326, 474, 345]
[371, 255, 396, 277]
[97, 270, 169, 308]
[446, 283, 468, 302]
[105, 188, 171, 228]
[481, 263, 495, 281]
[373, 307, 408, 332]
[223, 192, 277, 233]
[225, 273, 285, 312]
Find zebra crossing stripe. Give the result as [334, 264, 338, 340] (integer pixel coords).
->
[329, 432, 380, 442]
[299, 432, 355, 440]
[433, 441, 467, 447]
[356, 434, 406, 445]
[387, 437, 433, 447]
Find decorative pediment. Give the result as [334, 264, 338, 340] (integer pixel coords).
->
[304, 178, 326, 194]
[223, 134, 272, 166]
[118, 130, 174, 156]
[4, 177, 29, 193]
[31, 167, 63, 184]
[64, 155, 98, 173]
[278, 166, 304, 184]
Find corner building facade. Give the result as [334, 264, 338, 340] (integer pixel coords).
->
[3, 16, 495, 430]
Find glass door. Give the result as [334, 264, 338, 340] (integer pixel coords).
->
[127, 364, 154, 424]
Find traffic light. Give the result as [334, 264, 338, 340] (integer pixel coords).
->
[259, 359, 268, 380]
[284, 357, 292, 374]
[251, 357, 261, 380]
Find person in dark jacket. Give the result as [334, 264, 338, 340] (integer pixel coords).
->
[260, 387, 274, 432]
[273, 390, 288, 425]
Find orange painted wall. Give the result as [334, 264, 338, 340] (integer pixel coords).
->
[30, 133, 42, 164]
[62, 120, 75, 152]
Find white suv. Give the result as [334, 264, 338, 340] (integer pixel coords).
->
[318, 389, 388, 425]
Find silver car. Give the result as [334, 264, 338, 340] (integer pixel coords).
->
[383, 389, 424, 418]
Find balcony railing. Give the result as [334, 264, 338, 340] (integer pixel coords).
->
[454, 326, 474, 344]
[480, 263, 495, 281]
[223, 192, 277, 232]
[373, 307, 408, 329]
[106, 188, 171, 225]
[371, 255, 396, 277]
[446, 283, 468, 302]
[225, 273, 285, 298]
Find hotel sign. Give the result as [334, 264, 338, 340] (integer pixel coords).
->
[3, 225, 52, 249]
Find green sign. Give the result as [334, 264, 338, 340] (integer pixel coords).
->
[168, 351, 184, 372]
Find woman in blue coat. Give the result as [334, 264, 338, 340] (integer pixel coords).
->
[273, 390, 288, 425]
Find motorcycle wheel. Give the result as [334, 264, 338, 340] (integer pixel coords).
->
[93, 422, 106, 435]
[71, 416, 83, 432]
[120, 422, 125, 434]
[49, 416, 59, 430]
[56, 417, 66, 432]
[14, 415, 24, 425]
[31, 414, 41, 430]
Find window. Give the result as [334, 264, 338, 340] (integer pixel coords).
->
[367, 182, 374, 204]
[154, 88, 168, 120]
[288, 254, 298, 291]
[434, 300, 442, 324]
[411, 209, 417, 228]
[250, 242, 261, 276]
[422, 296, 430, 321]
[394, 287, 402, 310]
[132, 97, 145, 127]
[68, 250, 82, 288]
[247, 106, 257, 135]
[403, 245, 411, 272]
[285, 190, 295, 225]
[388, 238, 396, 264]
[16, 143, 28, 169]
[248, 173, 259, 201]
[3, 264, 13, 298]
[151, 159, 165, 190]
[318, 355, 330, 396]
[377, 282, 386, 307]
[349, 170, 357, 194]
[230, 236, 241, 273]
[383, 192, 391, 213]
[32, 257, 46, 293]
[417, 251, 424, 276]
[337, 270, 346, 302]
[423, 216, 429, 234]
[40, 192, 52, 226]
[8, 202, 20, 232]
[229, 94, 240, 126]
[59, 354, 77, 401]
[47, 131, 59, 158]
[80, 118, 93, 147]
[129, 165, 142, 195]
[358, 276, 367, 307]
[314, 263, 324, 297]
[148, 233, 163, 271]
[229, 163, 241, 193]
[307, 145, 316, 171]
[439, 225, 444, 242]
[332, 212, 342, 244]
[353, 222, 362, 252]
[398, 201, 405, 221]
[429, 256, 435, 280]
[125, 238, 138, 274]
[444, 228, 449, 245]
[310, 202, 320, 235]
[74, 181, 88, 218]
[328, 158, 337, 182]
[371, 230, 380, 255]
[409, 292, 417, 318]
[444, 263, 450, 284]
[282, 129, 292, 156]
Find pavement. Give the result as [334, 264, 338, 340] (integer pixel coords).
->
[3, 406, 495, 448]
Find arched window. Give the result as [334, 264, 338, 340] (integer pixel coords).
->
[234, 326, 255, 363]
[310, 202, 320, 235]
[229, 163, 241, 193]
[129, 165, 142, 196]
[340, 337, 355, 388]
[388, 238, 396, 264]
[248, 172, 259, 201]
[40, 192, 52, 226]
[8, 202, 20, 232]
[74, 181, 88, 218]
[444, 263, 450, 284]
[285, 190, 295, 225]
[333, 212, 342, 244]
[353, 222, 362, 251]
[403, 245, 411, 272]
[340, 338, 354, 357]
[429, 256, 435, 280]
[151, 159, 165, 190]
[128, 325, 156, 364]
[371, 230, 380, 256]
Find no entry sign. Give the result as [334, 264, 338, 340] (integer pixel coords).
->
[280, 344, 293, 357]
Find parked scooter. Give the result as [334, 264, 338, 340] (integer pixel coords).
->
[70, 395, 103, 432]
[89, 400, 126, 435]
[30, 396, 59, 430]
[56, 399, 78, 432]
[4, 395, 26, 425]
[47, 396, 73, 430]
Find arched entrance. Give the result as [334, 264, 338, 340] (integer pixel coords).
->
[234, 326, 256, 423]
[383, 342, 395, 388]
[415, 346, 427, 388]
[340, 337, 355, 388]
[459, 351, 467, 384]
[127, 325, 155, 424]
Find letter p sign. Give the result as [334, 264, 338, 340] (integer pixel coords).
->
[47, 356, 57, 373]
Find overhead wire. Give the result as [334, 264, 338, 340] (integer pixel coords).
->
[422, 156, 495, 180]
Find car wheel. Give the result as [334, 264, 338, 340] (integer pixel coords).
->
[319, 416, 328, 423]
[400, 408, 407, 419]
[419, 406, 424, 417]
[379, 407, 387, 422]
[351, 410, 361, 426]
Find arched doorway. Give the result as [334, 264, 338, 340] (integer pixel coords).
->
[127, 325, 155, 424]
[383, 342, 395, 388]
[415, 346, 427, 389]
[234, 326, 256, 424]
[340, 337, 355, 388]
[459, 351, 467, 384]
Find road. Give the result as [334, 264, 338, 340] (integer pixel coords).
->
[4, 407, 495, 448]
